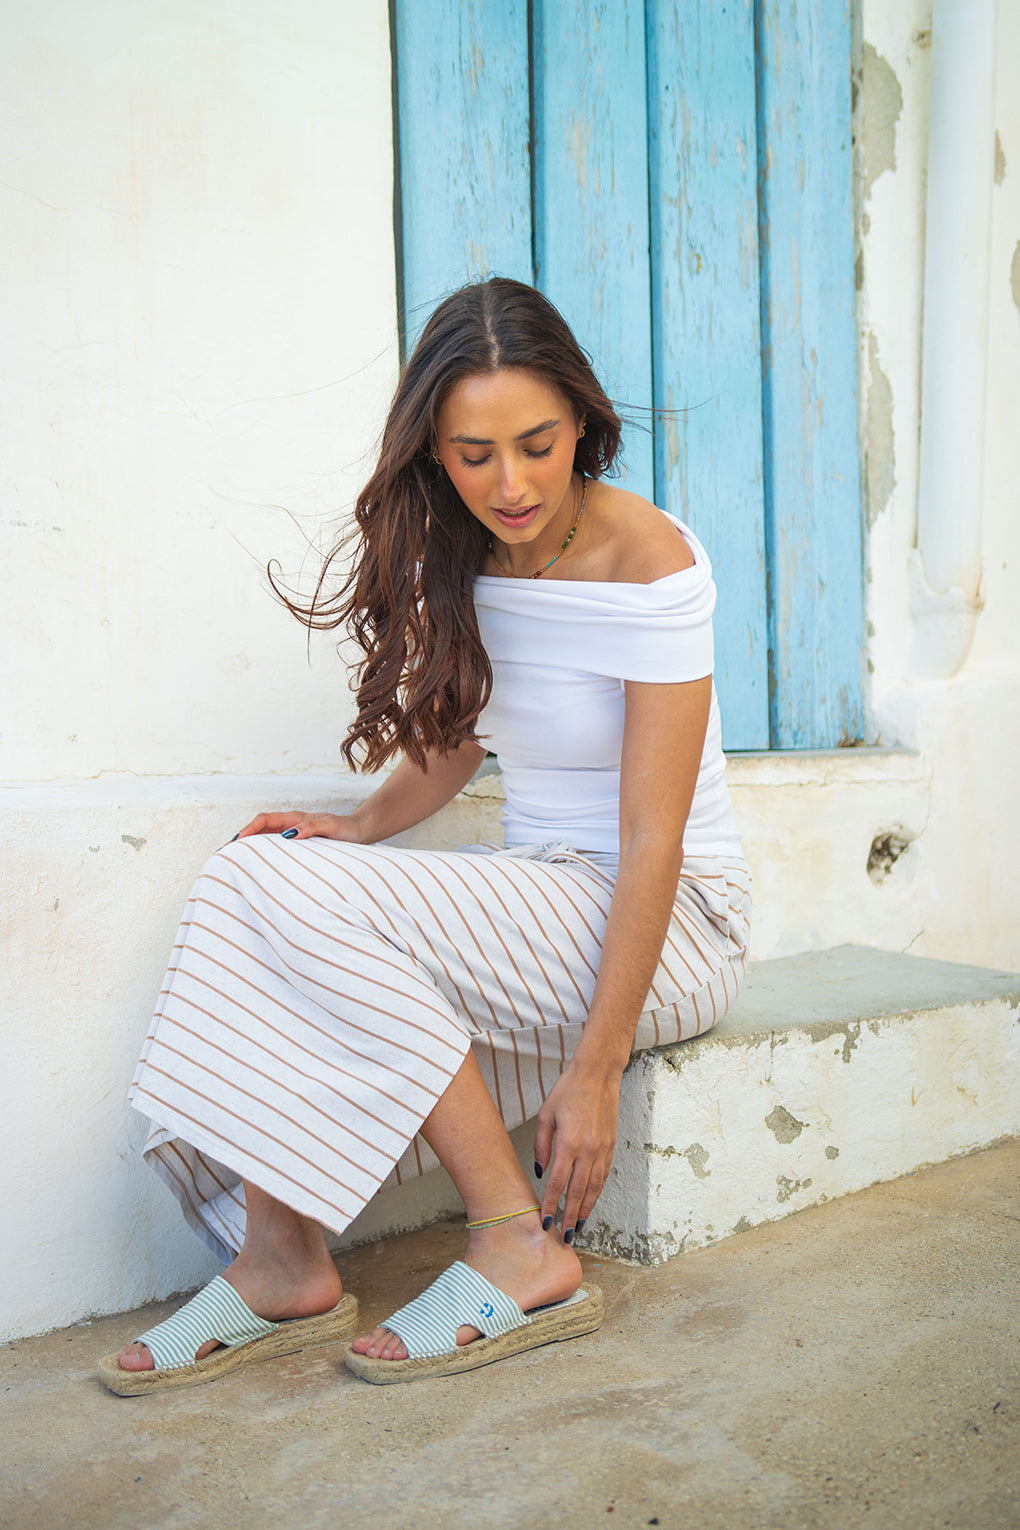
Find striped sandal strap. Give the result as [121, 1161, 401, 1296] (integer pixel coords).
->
[382, 1261, 528, 1360]
[135, 1276, 278, 1371]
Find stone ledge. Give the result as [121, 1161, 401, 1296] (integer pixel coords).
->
[582, 945, 1020, 1265]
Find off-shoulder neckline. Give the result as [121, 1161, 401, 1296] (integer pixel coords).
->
[475, 509, 703, 590]
[474, 565, 698, 590]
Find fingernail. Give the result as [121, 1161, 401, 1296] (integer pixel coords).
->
[281, 827, 299, 839]
[230, 833, 239, 842]
[576, 1219, 586, 1235]
[534, 1161, 543, 1179]
[542, 1215, 553, 1231]
[563, 1228, 575, 1245]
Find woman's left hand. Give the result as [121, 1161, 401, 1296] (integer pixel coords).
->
[533, 1058, 624, 1238]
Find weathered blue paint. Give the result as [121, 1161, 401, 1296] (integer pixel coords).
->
[394, 1, 532, 349]
[648, 0, 769, 749]
[755, 0, 864, 746]
[531, 0, 655, 500]
[393, 1, 864, 750]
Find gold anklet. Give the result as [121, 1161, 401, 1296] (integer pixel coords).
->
[465, 1204, 540, 1229]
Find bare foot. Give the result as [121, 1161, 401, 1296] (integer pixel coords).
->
[349, 1212, 581, 1362]
[115, 1250, 343, 1373]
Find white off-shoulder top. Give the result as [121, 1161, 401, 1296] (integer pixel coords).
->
[473, 514, 742, 857]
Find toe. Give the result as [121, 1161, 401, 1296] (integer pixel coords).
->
[378, 1331, 410, 1361]
[117, 1342, 155, 1372]
[350, 1325, 409, 1361]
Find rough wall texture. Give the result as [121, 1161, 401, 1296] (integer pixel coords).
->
[853, 0, 1020, 976]
[3, 0, 1020, 1341]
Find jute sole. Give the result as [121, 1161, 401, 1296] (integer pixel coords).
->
[344, 1285, 603, 1385]
[97, 1292, 359, 1396]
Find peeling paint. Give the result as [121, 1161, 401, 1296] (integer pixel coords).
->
[777, 1175, 813, 1204]
[864, 332, 895, 526]
[731, 1217, 754, 1235]
[121, 834, 146, 850]
[765, 1105, 807, 1144]
[806, 1019, 862, 1064]
[642, 1140, 711, 1179]
[580, 1225, 683, 1267]
[861, 43, 903, 201]
[995, 131, 1006, 186]
[868, 827, 912, 884]
[825, 1145, 840, 1160]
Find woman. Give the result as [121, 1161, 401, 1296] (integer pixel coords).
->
[99, 278, 750, 1392]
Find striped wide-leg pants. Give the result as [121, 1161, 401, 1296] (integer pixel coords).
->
[131, 835, 752, 1263]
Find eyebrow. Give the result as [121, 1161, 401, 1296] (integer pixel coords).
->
[447, 418, 561, 445]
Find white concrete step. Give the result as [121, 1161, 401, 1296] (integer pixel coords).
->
[583, 945, 1020, 1264]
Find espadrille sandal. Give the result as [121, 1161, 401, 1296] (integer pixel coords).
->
[98, 1275, 358, 1396]
[343, 1261, 602, 1385]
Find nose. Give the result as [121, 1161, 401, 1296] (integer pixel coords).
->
[497, 457, 528, 504]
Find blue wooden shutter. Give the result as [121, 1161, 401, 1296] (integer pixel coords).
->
[392, 0, 863, 752]
[532, 0, 655, 500]
[393, 0, 532, 345]
[648, 0, 770, 747]
[756, 0, 864, 746]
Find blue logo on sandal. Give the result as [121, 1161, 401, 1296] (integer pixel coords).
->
[479, 1302, 494, 1318]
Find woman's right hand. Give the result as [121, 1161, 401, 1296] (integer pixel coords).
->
[233, 811, 366, 843]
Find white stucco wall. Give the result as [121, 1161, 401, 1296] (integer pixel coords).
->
[848, 0, 1020, 973]
[2, 0, 400, 1341]
[2, 0, 396, 784]
[3, 0, 1019, 1342]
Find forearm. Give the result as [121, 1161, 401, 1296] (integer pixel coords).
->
[572, 834, 685, 1077]
[348, 741, 488, 843]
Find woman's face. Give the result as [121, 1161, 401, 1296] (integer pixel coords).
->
[435, 368, 582, 548]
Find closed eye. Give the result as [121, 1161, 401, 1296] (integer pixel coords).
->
[459, 444, 554, 468]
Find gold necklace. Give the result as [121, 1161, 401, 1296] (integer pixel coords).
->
[489, 478, 587, 579]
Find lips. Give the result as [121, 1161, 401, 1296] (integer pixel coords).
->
[492, 504, 540, 528]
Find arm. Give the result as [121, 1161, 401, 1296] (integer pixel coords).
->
[533, 673, 712, 1234]
[236, 738, 489, 844]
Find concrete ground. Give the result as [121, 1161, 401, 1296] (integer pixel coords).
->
[2, 1142, 1018, 1530]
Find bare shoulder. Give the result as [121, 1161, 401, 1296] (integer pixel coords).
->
[586, 483, 695, 583]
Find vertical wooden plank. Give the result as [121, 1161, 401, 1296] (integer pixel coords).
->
[532, 0, 654, 500]
[395, 0, 532, 348]
[756, 0, 864, 747]
[648, 0, 769, 749]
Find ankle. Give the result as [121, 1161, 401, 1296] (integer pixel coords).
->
[464, 1200, 540, 1232]
[234, 1223, 332, 1279]
[464, 1211, 554, 1260]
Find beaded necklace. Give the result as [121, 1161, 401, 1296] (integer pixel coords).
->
[489, 478, 587, 579]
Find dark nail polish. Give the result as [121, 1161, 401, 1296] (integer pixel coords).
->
[281, 827, 299, 839]
[563, 1228, 575, 1245]
[542, 1215, 553, 1231]
[534, 1161, 543, 1179]
[575, 1219, 586, 1235]
[230, 833, 239, 842]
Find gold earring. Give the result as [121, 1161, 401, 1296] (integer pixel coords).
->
[578, 424, 586, 439]
[432, 450, 442, 464]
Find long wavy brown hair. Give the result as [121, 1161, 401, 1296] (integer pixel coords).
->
[275, 278, 623, 772]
